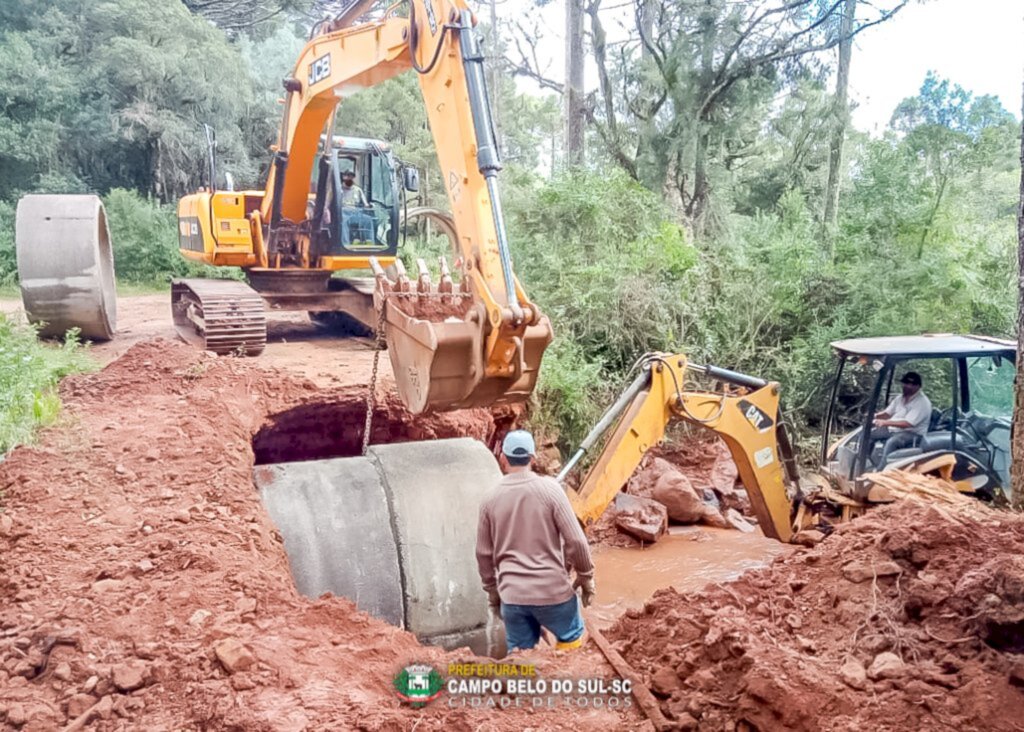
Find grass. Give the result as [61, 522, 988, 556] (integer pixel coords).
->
[0, 314, 96, 455]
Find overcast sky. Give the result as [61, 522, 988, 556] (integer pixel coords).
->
[508, 0, 1024, 134]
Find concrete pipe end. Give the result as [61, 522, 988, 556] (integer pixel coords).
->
[15, 194, 117, 341]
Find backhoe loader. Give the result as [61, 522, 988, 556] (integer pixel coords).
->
[559, 338, 1015, 543]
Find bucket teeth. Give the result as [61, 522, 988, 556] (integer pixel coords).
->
[438, 256, 454, 304]
[392, 259, 412, 294]
[416, 258, 432, 300]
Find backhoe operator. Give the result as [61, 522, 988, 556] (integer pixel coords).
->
[869, 371, 932, 466]
[339, 169, 373, 245]
[476, 430, 596, 652]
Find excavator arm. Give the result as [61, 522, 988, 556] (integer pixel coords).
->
[259, 1, 551, 413]
[559, 354, 801, 542]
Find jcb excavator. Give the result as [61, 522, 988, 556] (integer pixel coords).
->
[174, 0, 551, 414]
[13, 0, 551, 650]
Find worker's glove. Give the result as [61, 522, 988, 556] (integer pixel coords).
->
[573, 575, 596, 608]
[486, 588, 502, 612]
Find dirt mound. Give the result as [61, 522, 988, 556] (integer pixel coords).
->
[0, 339, 639, 730]
[605, 499, 1024, 731]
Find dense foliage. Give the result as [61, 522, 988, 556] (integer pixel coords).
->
[0, 316, 94, 454]
[0, 0, 1018, 454]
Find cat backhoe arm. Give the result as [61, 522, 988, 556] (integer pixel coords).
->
[259, 1, 551, 413]
[558, 354, 801, 542]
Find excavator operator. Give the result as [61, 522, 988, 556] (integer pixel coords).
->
[476, 430, 596, 652]
[339, 169, 373, 245]
[869, 371, 932, 467]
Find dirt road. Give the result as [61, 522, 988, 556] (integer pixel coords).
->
[0, 292, 389, 390]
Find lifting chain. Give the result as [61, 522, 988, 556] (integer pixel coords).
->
[361, 296, 389, 457]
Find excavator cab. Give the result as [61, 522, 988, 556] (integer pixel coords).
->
[310, 136, 402, 260]
[822, 335, 1015, 502]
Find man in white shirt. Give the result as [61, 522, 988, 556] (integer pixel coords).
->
[869, 371, 932, 467]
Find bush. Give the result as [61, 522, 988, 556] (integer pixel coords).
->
[505, 168, 695, 447]
[103, 188, 239, 285]
[0, 201, 15, 287]
[0, 315, 94, 454]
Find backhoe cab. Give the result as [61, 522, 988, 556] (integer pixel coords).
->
[823, 335, 1015, 503]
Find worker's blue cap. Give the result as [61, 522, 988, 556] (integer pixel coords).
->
[502, 430, 536, 458]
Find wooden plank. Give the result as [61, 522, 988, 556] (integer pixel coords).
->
[584, 612, 674, 732]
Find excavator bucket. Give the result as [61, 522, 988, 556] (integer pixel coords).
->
[374, 259, 552, 414]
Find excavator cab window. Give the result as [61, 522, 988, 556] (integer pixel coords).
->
[320, 147, 399, 257]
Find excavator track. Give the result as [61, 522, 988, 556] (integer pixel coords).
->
[171, 279, 267, 356]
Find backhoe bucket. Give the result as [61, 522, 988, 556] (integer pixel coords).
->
[382, 296, 553, 414]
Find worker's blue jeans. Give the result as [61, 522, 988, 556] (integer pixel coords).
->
[341, 207, 373, 245]
[501, 595, 585, 651]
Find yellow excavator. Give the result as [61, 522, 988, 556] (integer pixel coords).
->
[559, 338, 1016, 543]
[557, 353, 803, 542]
[173, 0, 551, 414]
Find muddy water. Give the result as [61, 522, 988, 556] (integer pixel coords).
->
[587, 526, 791, 629]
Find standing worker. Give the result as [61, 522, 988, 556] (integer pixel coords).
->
[476, 430, 596, 652]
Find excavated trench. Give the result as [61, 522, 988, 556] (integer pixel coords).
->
[251, 393, 509, 656]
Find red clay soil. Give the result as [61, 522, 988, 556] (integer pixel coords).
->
[606, 499, 1024, 731]
[0, 340, 642, 731]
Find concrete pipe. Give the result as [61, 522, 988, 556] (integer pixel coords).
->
[15, 194, 117, 340]
[254, 437, 500, 642]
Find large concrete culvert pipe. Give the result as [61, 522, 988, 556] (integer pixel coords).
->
[254, 438, 500, 644]
[15, 194, 117, 340]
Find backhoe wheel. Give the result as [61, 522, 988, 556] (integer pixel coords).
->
[15, 194, 117, 340]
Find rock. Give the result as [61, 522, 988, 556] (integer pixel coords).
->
[172, 509, 191, 524]
[94, 695, 114, 720]
[111, 695, 144, 718]
[724, 508, 755, 533]
[91, 578, 124, 594]
[19, 702, 59, 730]
[235, 597, 258, 616]
[0, 514, 13, 537]
[52, 661, 72, 682]
[867, 652, 905, 681]
[839, 658, 868, 689]
[842, 560, 902, 584]
[699, 505, 730, 529]
[652, 465, 706, 524]
[649, 666, 680, 697]
[67, 693, 96, 718]
[230, 673, 258, 691]
[94, 677, 113, 696]
[136, 559, 154, 574]
[111, 661, 149, 691]
[188, 609, 212, 626]
[612, 493, 668, 543]
[792, 529, 825, 547]
[214, 638, 256, 674]
[1009, 660, 1024, 688]
[82, 675, 99, 693]
[6, 704, 26, 726]
[675, 711, 699, 731]
[115, 464, 127, 475]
